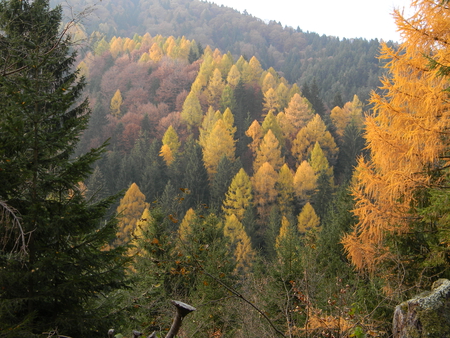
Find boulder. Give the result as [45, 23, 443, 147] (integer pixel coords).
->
[393, 279, 450, 337]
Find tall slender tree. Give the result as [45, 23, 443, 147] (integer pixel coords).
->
[0, 0, 128, 335]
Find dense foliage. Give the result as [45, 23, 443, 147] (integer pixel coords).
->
[52, 0, 388, 105]
[4, 0, 450, 337]
[0, 0, 129, 336]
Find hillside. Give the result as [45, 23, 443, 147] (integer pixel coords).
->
[56, 0, 388, 104]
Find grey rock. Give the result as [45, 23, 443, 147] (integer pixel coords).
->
[393, 279, 450, 337]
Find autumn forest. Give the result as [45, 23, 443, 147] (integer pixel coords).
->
[2, 0, 450, 337]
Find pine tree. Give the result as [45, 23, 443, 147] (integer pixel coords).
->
[0, 0, 128, 334]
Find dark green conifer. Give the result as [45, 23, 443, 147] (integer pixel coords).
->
[0, 0, 128, 335]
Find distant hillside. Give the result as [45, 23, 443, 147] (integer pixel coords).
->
[55, 0, 390, 105]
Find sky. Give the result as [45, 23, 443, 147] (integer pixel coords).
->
[210, 0, 413, 42]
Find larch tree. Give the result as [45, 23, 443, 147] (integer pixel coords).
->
[160, 125, 181, 166]
[206, 68, 225, 108]
[276, 163, 295, 216]
[297, 202, 320, 234]
[222, 168, 253, 221]
[198, 106, 220, 148]
[261, 110, 284, 146]
[202, 119, 236, 179]
[283, 93, 314, 136]
[112, 183, 149, 248]
[292, 114, 338, 167]
[110, 89, 123, 117]
[263, 88, 280, 114]
[253, 129, 284, 173]
[342, 0, 450, 275]
[262, 72, 277, 93]
[309, 142, 334, 179]
[149, 42, 163, 62]
[222, 107, 237, 136]
[226, 64, 241, 87]
[252, 162, 278, 221]
[293, 161, 317, 203]
[242, 55, 263, 83]
[178, 207, 197, 244]
[224, 213, 255, 272]
[246, 119, 264, 154]
[181, 90, 203, 130]
[276, 82, 290, 111]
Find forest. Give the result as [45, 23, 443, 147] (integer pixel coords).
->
[2, 0, 450, 337]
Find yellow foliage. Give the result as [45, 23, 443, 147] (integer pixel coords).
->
[253, 129, 284, 173]
[222, 168, 252, 221]
[297, 202, 320, 234]
[110, 89, 123, 117]
[252, 162, 278, 220]
[226, 64, 241, 87]
[202, 119, 236, 179]
[224, 214, 254, 271]
[245, 120, 263, 155]
[292, 114, 338, 167]
[343, 0, 450, 271]
[293, 161, 317, 202]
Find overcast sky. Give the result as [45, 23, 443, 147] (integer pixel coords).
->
[210, 0, 413, 42]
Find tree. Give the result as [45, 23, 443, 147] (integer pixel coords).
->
[111, 183, 149, 248]
[297, 202, 320, 234]
[252, 162, 278, 221]
[160, 125, 181, 166]
[276, 163, 295, 216]
[342, 0, 450, 275]
[263, 88, 280, 114]
[292, 114, 338, 167]
[110, 89, 123, 117]
[283, 93, 314, 136]
[293, 161, 317, 203]
[0, 0, 128, 335]
[227, 64, 241, 87]
[245, 119, 264, 154]
[206, 68, 225, 108]
[181, 90, 203, 130]
[253, 129, 284, 173]
[222, 168, 253, 221]
[202, 119, 236, 179]
[224, 213, 255, 272]
[210, 155, 241, 209]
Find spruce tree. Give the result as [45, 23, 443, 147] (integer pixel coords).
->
[0, 0, 128, 335]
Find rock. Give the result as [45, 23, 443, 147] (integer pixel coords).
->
[393, 278, 450, 337]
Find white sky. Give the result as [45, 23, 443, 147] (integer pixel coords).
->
[210, 0, 413, 41]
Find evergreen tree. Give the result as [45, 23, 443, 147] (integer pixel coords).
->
[210, 155, 240, 210]
[180, 138, 210, 211]
[0, 0, 128, 335]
